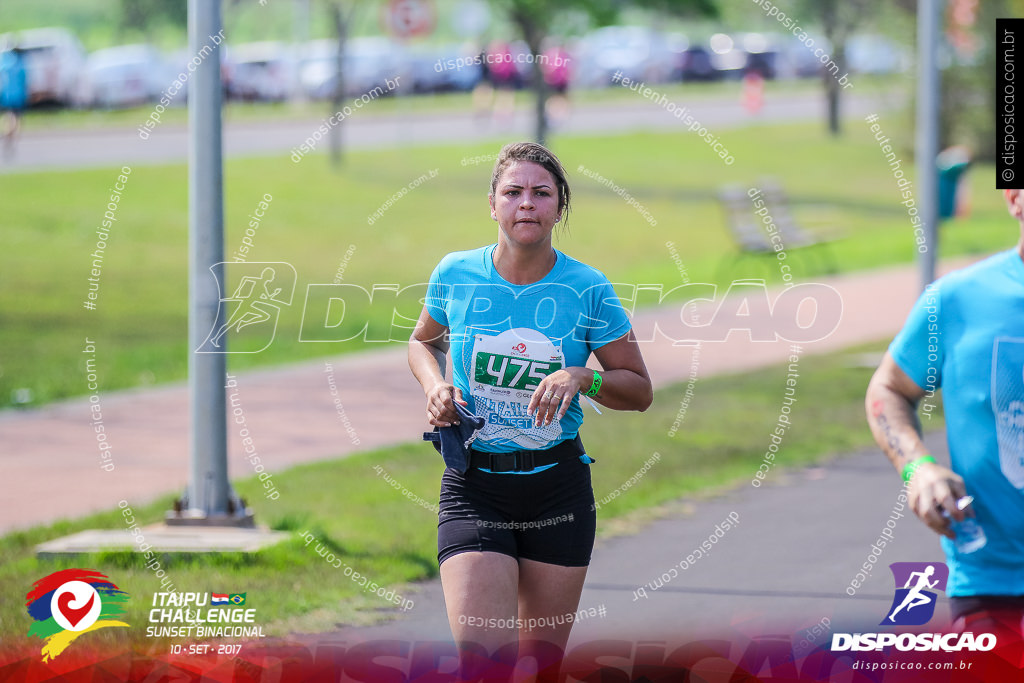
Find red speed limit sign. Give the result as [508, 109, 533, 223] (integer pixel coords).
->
[385, 0, 436, 38]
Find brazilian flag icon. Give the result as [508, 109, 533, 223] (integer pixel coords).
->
[229, 593, 246, 605]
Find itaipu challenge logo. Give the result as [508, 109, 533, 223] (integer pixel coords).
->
[25, 569, 129, 662]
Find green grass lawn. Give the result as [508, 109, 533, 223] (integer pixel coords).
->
[0, 340, 936, 645]
[1, 120, 1010, 408]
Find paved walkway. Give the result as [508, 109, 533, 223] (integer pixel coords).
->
[325, 433, 949, 648]
[0, 256, 979, 532]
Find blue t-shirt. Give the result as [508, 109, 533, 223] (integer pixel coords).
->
[425, 244, 631, 454]
[0, 50, 27, 110]
[889, 249, 1024, 597]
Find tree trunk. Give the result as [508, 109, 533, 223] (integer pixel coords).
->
[510, 9, 548, 145]
[820, 0, 842, 137]
[329, 2, 348, 169]
[532, 54, 549, 145]
[825, 49, 842, 136]
[826, 81, 840, 135]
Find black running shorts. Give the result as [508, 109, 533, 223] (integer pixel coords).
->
[437, 456, 596, 567]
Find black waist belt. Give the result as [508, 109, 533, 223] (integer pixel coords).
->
[469, 435, 588, 473]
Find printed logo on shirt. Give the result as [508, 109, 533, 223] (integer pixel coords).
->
[993, 337, 1024, 489]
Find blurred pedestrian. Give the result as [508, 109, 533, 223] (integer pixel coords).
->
[0, 40, 28, 159]
[742, 70, 763, 115]
[866, 188, 1024, 640]
[486, 40, 517, 122]
[541, 42, 571, 124]
[471, 47, 494, 120]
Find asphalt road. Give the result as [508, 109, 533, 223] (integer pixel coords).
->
[0, 90, 892, 173]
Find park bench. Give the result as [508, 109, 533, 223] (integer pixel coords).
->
[717, 180, 841, 278]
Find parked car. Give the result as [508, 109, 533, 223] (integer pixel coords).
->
[0, 27, 85, 106]
[159, 46, 210, 106]
[739, 33, 781, 79]
[299, 37, 407, 100]
[443, 44, 485, 92]
[406, 43, 482, 94]
[224, 42, 296, 102]
[678, 43, 717, 82]
[707, 32, 747, 80]
[573, 26, 677, 88]
[775, 33, 833, 79]
[77, 44, 167, 108]
[846, 34, 910, 75]
[706, 32, 793, 80]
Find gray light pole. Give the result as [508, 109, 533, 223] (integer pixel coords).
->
[169, 0, 252, 526]
[916, 0, 941, 289]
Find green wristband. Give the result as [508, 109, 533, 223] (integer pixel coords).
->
[902, 455, 936, 482]
[584, 370, 602, 397]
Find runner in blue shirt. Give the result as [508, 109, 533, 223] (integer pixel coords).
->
[409, 141, 652, 673]
[866, 188, 1024, 640]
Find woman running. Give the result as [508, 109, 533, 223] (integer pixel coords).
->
[408, 141, 652, 674]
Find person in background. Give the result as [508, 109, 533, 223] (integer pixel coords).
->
[541, 41, 572, 124]
[0, 40, 28, 159]
[486, 40, 518, 122]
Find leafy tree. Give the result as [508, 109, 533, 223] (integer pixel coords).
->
[935, 0, 1024, 161]
[118, 0, 188, 39]
[890, 0, 1024, 161]
[795, 0, 878, 136]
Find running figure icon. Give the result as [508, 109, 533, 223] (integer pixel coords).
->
[887, 564, 939, 623]
[207, 267, 285, 349]
[196, 261, 297, 354]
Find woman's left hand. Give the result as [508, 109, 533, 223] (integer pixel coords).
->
[528, 367, 592, 427]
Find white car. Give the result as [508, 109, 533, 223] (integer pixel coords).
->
[299, 37, 408, 100]
[846, 34, 911, 75]
[573, 26, 677, 88]
[225, 42, 297, 102]
[79, 44, 167, 109]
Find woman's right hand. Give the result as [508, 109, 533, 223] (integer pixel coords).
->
[425, 381, 468, 427]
